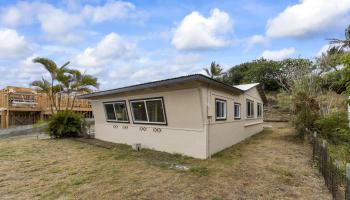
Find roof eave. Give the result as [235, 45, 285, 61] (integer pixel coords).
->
[78, 74, 244, 99]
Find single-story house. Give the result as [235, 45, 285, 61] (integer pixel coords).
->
[79, 74, 267, 159]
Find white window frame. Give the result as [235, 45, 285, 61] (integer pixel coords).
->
[129, 97, 167, 125]
[103, 101, 129, 123]
[234, 103, 241, 119]
[215, 98, 227, 120]
[257, 103, 262, 118]
[246, 99, 254, 118]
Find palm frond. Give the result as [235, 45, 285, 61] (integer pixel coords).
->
[32, 57, 58, 75]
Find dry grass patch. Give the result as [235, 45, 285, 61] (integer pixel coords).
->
[0, 123, 331, 199]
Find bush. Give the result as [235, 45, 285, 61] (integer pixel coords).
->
[292, 91, 319, 138]
[47, 110, 82, 138]
[315, 109, 350, 144]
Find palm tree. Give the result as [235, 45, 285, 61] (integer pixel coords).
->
[32, 58, 70, 112]
[68, 70, 99, 110]
[329, 25, 350, 51]
[204, 62, 223, 79]
[56, 69, 73, 110]
[30, 78, 53, 113]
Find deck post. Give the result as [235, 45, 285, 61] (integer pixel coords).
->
[346, 163, 350, 200]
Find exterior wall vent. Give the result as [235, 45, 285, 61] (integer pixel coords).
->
[132, 143, 141, 151]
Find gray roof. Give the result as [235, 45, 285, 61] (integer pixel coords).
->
[234, 83, 267, 103]
[233, 83, 260, 91]
[79, 74, 267, 103]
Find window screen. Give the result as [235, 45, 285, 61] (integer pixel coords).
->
[131, 101, 148, 122]
[104, 103, 116, 121]
[114, 102, 129, 121]
[146, 100, 165, 123]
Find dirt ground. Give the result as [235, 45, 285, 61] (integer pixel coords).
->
[0, 122, 331, 200]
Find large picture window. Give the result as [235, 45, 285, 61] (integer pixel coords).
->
[130, 98, 167, 124]
[257, 103, 262, 117]
[103, 101, 129, 123]
[246, 99, 254, 118]
[215, 99, 227, 120]
[234, 103, 241, 119]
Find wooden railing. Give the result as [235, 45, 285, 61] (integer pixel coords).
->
[0, 92, 91, 111]
[8, 93, 39, 109]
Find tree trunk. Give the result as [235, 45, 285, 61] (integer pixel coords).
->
[71, 93, 77, 111]
[67, 92, 70, 110]
[48, 93, 54, 114]
[51, 79, 58, 112]
[58, 92, 62, 111]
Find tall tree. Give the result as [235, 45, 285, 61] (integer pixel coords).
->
[316, 47, 344, 74]
[276, 58, 314, 93]
[204, 62, 223, 79]
[222, 58, 281, 91]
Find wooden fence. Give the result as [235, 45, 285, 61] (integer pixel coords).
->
[310, 131, 349, 199]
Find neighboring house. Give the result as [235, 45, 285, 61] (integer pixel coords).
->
[0, 86, 93, 129]
[79, 74, 267, 159]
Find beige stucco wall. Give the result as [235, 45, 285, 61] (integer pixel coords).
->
[90, 85, 208, 159]
[206, 86, 264, 156]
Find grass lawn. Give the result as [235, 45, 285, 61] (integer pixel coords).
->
[0, 123, 331, 199]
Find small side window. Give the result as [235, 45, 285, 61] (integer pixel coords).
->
[234, 103, 241, 119]
[246, 99, 254, 118]
[257, 103, 262, 118]
[215, 99, 227, 120]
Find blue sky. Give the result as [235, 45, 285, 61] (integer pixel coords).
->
[0, 0, 349, 90]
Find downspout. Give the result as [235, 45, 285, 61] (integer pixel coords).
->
[206, 84, 211, 159]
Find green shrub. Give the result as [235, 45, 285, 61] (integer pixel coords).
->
[47, 110, 82, 138]
[315, 109, 350, 144]
[292, 91, 319, 138]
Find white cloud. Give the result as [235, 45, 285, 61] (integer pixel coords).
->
[17, 55, 48, 79]
[172, 8, 233, 50]
[261, 47, 295, 60]
[0, 54, 50, 88]
[0, 1, 35, 27]
[0, 29, 32, 59]
[74, 33, 136, 74]
[36, 5, 84, 43]
[245, 34, 269, 51]
[83, 1, 135, 23]
[266, 0, 350, 38]
[0, 1, 137, 43]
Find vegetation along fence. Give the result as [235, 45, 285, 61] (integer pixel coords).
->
[309, 131, 349, 199]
